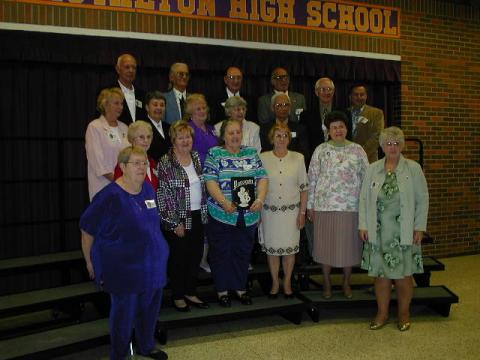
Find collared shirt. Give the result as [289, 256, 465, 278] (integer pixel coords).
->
[148, 115, 166, 139]
[226, 87, 239, 98]
[274, 89, 289, 97]
[173, 88, 187, 116]
[118, 80, 136, 121]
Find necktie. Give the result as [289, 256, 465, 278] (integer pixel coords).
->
[179, 95, 185, 119]
[322, 107, 329, 122]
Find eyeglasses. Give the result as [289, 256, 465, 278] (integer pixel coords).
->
[226, 75, 242, 80]
[272, 75, 289, 81]
[318, 87, 334, 94]
[176, 72, 190, 78]
[385, 141, 400, 147]
[275, 133, 289, 139]
[126, 160, 149, 167]
[274, 102, 291, 108]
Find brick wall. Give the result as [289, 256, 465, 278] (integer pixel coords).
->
[1, 0, 479, 257]
[399, 1, 480, 256]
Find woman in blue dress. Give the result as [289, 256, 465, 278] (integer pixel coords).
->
[80, 146, 169, 360]
[359, 127, 429, 332]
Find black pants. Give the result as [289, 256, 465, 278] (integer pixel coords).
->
[165, 210, 204, 300]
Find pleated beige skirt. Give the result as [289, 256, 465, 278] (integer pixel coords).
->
[312, 211, 362, 267]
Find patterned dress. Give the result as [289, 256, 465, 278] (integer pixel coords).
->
[259, 151, 308, 256]
[361, 171, 424, 279]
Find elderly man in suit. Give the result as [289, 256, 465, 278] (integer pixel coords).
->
[300, 77, 340, 157]
[144, 90, 171, 162]
[163, 62, 190, 124]
[209, 66, 253, 124]
[258, 67, 306, 126]
[112, 53, 147, 124]
[348, 84, 385, 163]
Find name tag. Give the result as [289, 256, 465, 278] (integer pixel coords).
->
[291, 131, 297, 138]
[295, 108, 304, 116]
[135, 99, 143, 108]
[145, 199, 156, 209]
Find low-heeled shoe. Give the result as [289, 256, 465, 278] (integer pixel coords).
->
[146, 350, 168, 360]
[218, 295, 231, 307]
[172, 301, 190, 312]
[398, 322, 411, 331]
[268, 292, 279, 299]
[284, 292, 295, 299]
[184, 297, 210, 309]
[369, 319, 388, 330]
[236, 293, 253, 305]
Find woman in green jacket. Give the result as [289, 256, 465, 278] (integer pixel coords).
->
[359, 126, 429, 332]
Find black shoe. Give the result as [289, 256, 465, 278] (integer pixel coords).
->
[218, 295, 231, 307]
[236, 292, 252, 305]
[145, 349, 168, 360]
[184, 296, 210, 309]
[284, 292, 295, 299]
[172, 300, 190, 312]
[268, 292, 278, 299]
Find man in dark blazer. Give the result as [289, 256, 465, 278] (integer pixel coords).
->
[300, 77, 343, 157]
[209, 66, 253, 124]
[111, 53, 147, 124]
[347, 84, 384, 163]
[144, 90, 171, 162]
[257, 67, 306, 126]
[163, 62, 190, 125]
[260, 93, 310, 165]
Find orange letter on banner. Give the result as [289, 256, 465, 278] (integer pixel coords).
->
[110, 0, 132, 7]
[157, 0, 171, 11]
[338, 4, 355, 31]
[354, 6, 369, 32]
[383, 9, 397, 35]
[277, 0, 295, 24]
[93, 0, 106, 5]
[198, 0, 215, 16]
[178, 0, 195, 14]
[323, 2, 336, 29]
[369, 8, 383, 33]
[307, 1, 322, 27]
[230, 0, 248, 19]
[250, 0, 259, 20]
[136, 0, 154, 10]
[260, 0, 275, 22]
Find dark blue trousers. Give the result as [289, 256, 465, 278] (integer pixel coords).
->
[109, 288, 163, 360]
[207, 216, 256, 293]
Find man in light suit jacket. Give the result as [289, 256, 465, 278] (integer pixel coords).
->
[347, 84, 384, 163]
[109, 53, 147, 125]
[163, 62, 190, 124]
[257, 67, 306, 126]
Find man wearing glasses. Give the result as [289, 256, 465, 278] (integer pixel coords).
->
[300, 77, 340, 157]
[210, 66, 251, 124]
[258, 67, 307, 126]
[347, 84, 384, 163]
[163, 62, 190, 124]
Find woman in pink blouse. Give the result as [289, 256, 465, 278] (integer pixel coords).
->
[85, 88, 130, 200]
[307, 111, 369, 299]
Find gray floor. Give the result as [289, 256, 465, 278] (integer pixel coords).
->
[49, 254, 480, 360]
